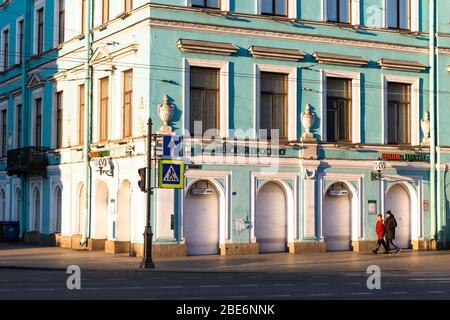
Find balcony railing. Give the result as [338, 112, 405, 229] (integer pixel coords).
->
[6, 147, 49, 176]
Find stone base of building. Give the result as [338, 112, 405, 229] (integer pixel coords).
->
[412, 240, 437, 251]
[130, 243, 187, 258]
[88, 239, 106, 251]
[288, 241, 327, 253]
[105, 240, 130, 254]
[23, 232, 60, 247]
[220, 243, 259, 256]
[352, 240, 378, 252]
[71, 234, 88, 250]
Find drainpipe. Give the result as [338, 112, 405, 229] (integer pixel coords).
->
[429, 0, 437, 243]
[20, 0, 32, 236]
[81, 0, 93, 246]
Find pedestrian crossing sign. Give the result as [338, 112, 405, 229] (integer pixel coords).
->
[158, 160, 185, 189]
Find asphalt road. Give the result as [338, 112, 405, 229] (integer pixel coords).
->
[1, 268, 450, 300]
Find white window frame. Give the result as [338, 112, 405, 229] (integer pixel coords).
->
[384, 0, 418, 31]
[31, 88, 44, 147]
[187, 0, 230, 11]
[321, 69, 361, 144]
[13, 95, 22, 148]
[33, 0, 45, 55]
[183, 58, 230, 138]
[323, 0, 360, 25]
[52, 83, 64, 149]
[0, 100, 7, 157]
[15, 17, 24, 65]
[254, 64, 297, 141]
[381, 74, 420, 146]
[256, 0, 297, 19]
[0, 25, 10, 72]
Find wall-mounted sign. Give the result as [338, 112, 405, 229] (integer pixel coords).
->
[380, 153, 428, 162]
[368, 200, 377, 215]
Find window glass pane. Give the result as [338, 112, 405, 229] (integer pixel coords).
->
[272, 95, 286, 137]
[327, 99, 337, 141]
[261, 72, 286, 94]
[398, 103, 410, 144]
[388, 102, 398, 144]
[207, 0, 219, 8]
[327, 0, 338, 21]
[204, 90, 218, 132]
[338, 99, 351, 141]
[191, 67, 218, 89]
[399, 0, 409, 29]
[387, 0, 398, 28]
[261, 0, 273, 14]
[327, 78, 351, 99]
[274, 0, 287, 15]
[339, 0, 350, 23]
[260, 94, 272, 132]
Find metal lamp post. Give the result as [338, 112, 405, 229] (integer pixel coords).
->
[140, 118, 155, 269]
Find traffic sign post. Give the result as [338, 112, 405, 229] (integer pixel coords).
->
[158, 160, 185, 189]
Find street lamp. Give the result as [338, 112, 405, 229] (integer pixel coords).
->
[140, 118, 155, 269]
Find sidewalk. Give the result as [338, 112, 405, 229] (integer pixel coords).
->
[1, 242, 450, 274]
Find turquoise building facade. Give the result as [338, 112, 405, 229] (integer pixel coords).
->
[0, 1, 449, 256]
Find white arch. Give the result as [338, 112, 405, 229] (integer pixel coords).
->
[254, 179, 296, 244]
[385, 181, 420, 242]
[184, 178, 227, 246]
[321, 180, 360, 243]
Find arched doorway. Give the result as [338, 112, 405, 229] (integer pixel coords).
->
[386, 184, 411, 248]
[323, 182, 352, 251]
[184, 180, 220, 255]
[94, 181, 108, 239]
[255, 182, 287, 253]
[117, 180, 131, 242]
[53, 186, 62, 233]
[76, 184, 85, 235]
[32, 188, 41, 231]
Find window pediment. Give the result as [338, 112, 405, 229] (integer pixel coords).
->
[27, 73, 44, 88]
[377, 58, 427, 73]
[313, 52, 369, 67]
[248, 46, 305, 62]
[177, 39, 238, 56]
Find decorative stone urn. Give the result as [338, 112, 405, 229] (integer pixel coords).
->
[421, 111, 430, 146]
[301, 104, 317, 143]
[157, 95, 174, 134]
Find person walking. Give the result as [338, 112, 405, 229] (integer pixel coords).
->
[385, 210, 401, 254]
[372, 213, 389, 254]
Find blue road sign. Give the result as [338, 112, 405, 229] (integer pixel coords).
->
[163, 135, 184, 158]
[158, 160, 185, 189]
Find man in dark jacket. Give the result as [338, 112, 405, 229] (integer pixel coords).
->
[385, 210, 401, 254]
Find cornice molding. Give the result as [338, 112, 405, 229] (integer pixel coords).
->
[150, 19, 430, 54]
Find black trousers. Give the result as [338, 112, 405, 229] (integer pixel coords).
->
[375, 239, 388, 252]
[386, 238, 400, 252]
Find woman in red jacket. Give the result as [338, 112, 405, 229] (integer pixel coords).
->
[372, 214, 389, 254]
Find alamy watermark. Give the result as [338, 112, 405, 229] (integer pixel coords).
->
[366, 265, 381, 290]
[66, 265, 81, 290]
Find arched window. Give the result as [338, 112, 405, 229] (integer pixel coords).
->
[0, 189, 5, 221]
[34, 188, 41, 231]
[14, 189, 21, 222]
[55, 187, 62, 233]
